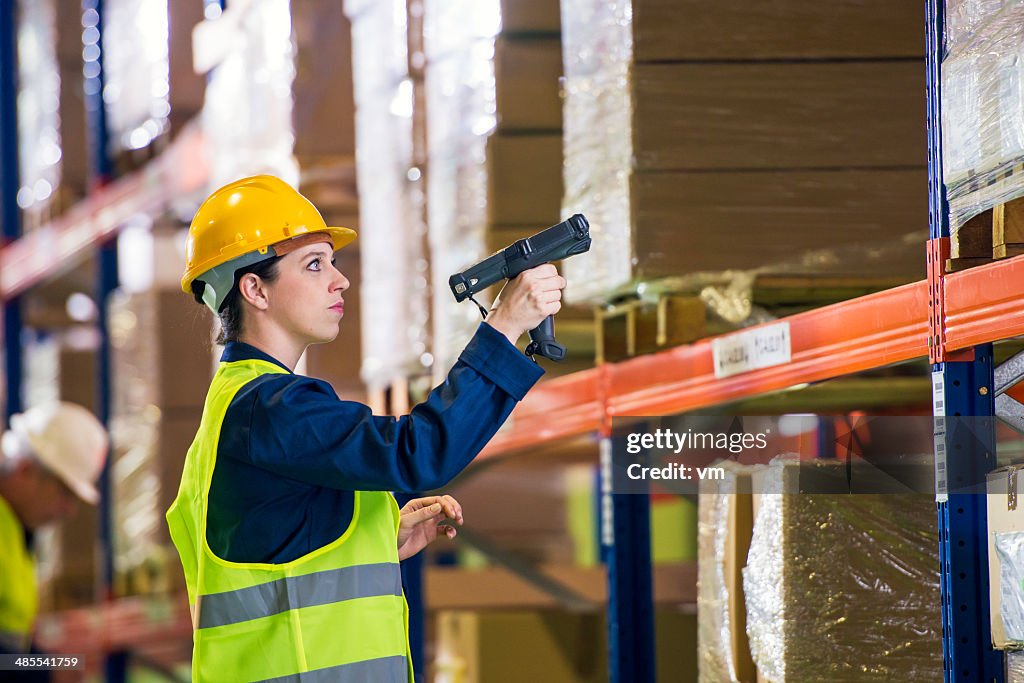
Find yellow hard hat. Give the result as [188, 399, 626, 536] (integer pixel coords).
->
[2, 402, 108, 504]
[181, 175, 356, 309]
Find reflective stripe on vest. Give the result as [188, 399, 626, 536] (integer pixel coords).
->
[167, 358, 412, 683]
[198, 562, 402, 629]
[257, 655, 408, 683]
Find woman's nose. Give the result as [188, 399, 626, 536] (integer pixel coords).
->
[333, 266, 349, 292]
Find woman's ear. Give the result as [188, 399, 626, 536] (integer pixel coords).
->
[238, 273, 270, 311]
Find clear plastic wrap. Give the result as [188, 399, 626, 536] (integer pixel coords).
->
[107, 289, 211, 595]
[743, 458, 942, 682]
[697, 462, 755, 683]
[16, 0, 61, 226]
[1010, 651, 1024, 682]
[995, 530, 1024, 645]
[559, 0, 633, 303]
[347, 0, 431, 389]
[102, 0, 170, 153]
[108, 291, 166, 592]
[423, 0, 499, 380]
[201, 0, 299, 191]
[942, 0, 1024, 231]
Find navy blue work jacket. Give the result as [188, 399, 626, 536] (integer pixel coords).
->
[206, 322, 544, 563]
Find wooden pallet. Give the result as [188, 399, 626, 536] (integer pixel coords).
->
[596, 274, 908, 363]
[947, 196, 1024, 271]
[994, 197, 1024, 258]
[596, 295, 706, 363]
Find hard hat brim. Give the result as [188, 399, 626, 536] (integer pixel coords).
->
[181, 226, 358, 294]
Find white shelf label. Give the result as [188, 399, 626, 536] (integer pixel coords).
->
[932, 371, 948, 503]
[711, 322, 792, 379]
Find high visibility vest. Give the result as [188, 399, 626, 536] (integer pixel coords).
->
[167, 358, 411, 683]
[0, 494, 37, 652]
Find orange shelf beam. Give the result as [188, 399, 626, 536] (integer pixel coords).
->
[483, 254, 1024, 460]
[482, 278, 933, 459]
[608, 279, 931, 417]
[945, 255, 1024, 351]
[0, 124, 207, 300]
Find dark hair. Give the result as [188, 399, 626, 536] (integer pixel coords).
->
[191, 256, 283, 345]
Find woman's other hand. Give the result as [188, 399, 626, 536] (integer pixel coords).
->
[397, 494, 464, 561]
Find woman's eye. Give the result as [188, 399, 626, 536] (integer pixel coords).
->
[308, 258, 321, 271]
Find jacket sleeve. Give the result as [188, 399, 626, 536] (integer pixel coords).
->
[242, 322, 545, 492]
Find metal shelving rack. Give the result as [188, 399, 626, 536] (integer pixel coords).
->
[0, 0, 1017, 681]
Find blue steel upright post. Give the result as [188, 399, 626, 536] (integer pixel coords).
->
[0, 0, 23, 421]
[600, 432, 655, 683]
[926, 0, 1005, 679]
[83, 0, 126, 680]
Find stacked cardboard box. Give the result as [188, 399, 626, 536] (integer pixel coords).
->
[167, 0, 205, 136]
[487, 2, 563, 243]
[291, 0, 367, 404]
[424, 0, 593, 376]
[561, 0, 927, 303]
[54, 0, 88, 213]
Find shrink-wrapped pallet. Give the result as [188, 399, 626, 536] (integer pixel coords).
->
[560, 0, 926, 303]
[743, 459, 942, 681]
[942, 0, 1024, 231]
[16, 0, 61, 225]
[697, 462, 756, 683]
[347, 0, 431, 389]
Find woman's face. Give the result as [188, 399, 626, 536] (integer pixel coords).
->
[265, 242, 350, 345]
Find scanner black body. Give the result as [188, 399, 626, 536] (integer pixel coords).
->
[448, 214, 591, 361]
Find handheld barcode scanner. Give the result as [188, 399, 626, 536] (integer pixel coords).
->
[449, 214, 591, 361]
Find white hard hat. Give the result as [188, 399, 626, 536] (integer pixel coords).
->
[3, 402, 108, 504]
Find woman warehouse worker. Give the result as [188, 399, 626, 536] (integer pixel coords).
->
[166, 175, 564, 683]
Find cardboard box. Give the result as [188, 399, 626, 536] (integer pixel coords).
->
[633, 61, 925, 172]
[631, 168, 928, 280]
[434, 609, 696, 682]
[495, 37, 563, 132]
[56, 0, 89, 197]
[631, 0, 922, 62]
[292, 0, 356, 158]
[500, 0, 560, 35]
[167, 0, 206, 132]
[436, 610, 606, 683]
[486, 133, 563, 227]
[986, 465, 1024, 649]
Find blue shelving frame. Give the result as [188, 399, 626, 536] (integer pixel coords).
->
[927, 0, 1002, 679]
